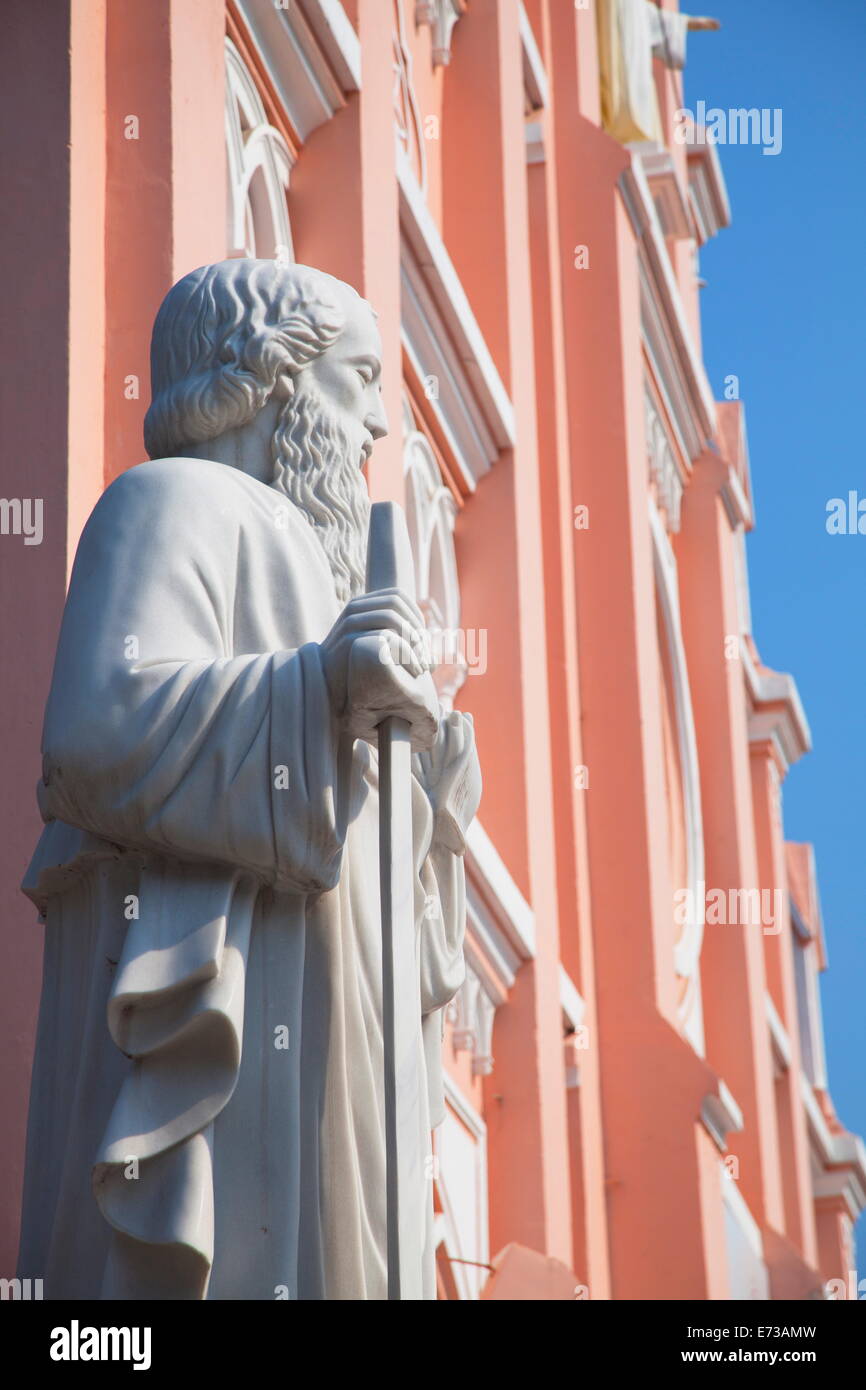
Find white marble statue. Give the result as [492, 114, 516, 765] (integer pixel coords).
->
[17, 259, 481, 1301]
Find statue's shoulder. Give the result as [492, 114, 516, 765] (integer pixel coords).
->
[104, 455, 239, 504]
[94, 457, 258, 534]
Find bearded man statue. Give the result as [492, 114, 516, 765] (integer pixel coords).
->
[17, 259, 481, 1301]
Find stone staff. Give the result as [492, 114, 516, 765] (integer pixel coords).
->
[365, 500, 429, 1300]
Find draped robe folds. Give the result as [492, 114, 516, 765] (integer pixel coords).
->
[17, 456, 468, 1301]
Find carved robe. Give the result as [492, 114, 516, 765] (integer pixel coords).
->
[17, 456, 467, 1301]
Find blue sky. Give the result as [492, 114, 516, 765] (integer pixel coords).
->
[684, 0, 866, 1267]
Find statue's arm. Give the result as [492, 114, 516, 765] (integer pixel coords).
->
[39, 462, 344, 893]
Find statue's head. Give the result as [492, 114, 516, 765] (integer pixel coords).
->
[143, 258, 388, 603]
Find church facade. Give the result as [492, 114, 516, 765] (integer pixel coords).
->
[1, 0, 862, 1300]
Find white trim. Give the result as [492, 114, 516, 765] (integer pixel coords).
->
[398, 150, 515, 489]
[525, 120, 545, 165]
[299, 0, 362, 90]
[415, 0, 465, 68]
[720, 460, 752, 531]
[559, 966, 586, 1031]
[225, 39, 294, 260]
[649, 497, 706, 1054]
[434, 1071, 490, 1300]
[722, 1167, 766, 1265]
[519, 3, 548, 113]
[801, 1074, 866, 1220]
[687, 136, 732, 246]
[465, 819, 536, 962]
[235, 0, 359, 145]
[443, 1068, 486, 1139]
[620, 154, 716, 464]
[702, 1081, 744, 1152]
[742, 643, 812, 772]
[632, 143, 691, 240]
[765, 992, 792, 1072]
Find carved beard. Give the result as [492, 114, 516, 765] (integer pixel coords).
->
[270, 384, 371, 607]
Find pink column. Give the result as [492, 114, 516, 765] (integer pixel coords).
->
[291, 0, 404, 505]
[677, 455, 786, 1242]
[547, 6, 717, 1295]
[524, 0, 610, 1299]
[439, 0, 573, 1265]
[104, 0, 225, 487]
[751, 745, 818, 1267]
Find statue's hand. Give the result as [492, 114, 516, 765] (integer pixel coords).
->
[416, 709, 481, 853]
[320, 588, 440, 751]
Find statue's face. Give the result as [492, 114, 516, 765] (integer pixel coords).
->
[297, 293, 388, 468]
[269, 289, 386, 605]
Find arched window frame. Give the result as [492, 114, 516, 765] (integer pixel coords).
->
[225, 38, 294, 262]
[403, 401, 466, 707]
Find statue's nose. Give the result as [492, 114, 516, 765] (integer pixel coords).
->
[365, 398, 388, 442]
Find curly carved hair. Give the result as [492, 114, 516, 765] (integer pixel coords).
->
[143, 259, 366, 459]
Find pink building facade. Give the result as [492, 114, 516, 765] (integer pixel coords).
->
[1, 0, 863, 1300]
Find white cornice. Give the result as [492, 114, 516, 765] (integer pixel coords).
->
[720, 460, 752, 530]
[399, 152, 515, 489]
[801, 1075, 866, 1220]
[235, 0, 360, 142]
[632, 143, 691, 240]
[620, 154, 716, 465]
[743, 644, 812, 772]
[686, 135, 732, 245]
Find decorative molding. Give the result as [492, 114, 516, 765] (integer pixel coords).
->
[559, 966, 585, 1032]
[801, 1076, 866, 1221]
[433, 1073, 489, 1300]
[649, 498, 706, 1055]
[234, 0, 359, 145]
[702, 1080, 744, 1152]
[620, 154, 716, 467]
[721, 1164, 768, 1271]
[415, 0, 465, 67]
[717, 401, 754, 532]
[560, 968, 586, 1091]
[459, 817, 534, 1085]
[632, 143, 691, 240]
[398, 150, 515, 490]
[765, 992, 793, 1072]
[452, 816, 538, 1079]
[645, 387, 683, 531]
[465, 818, 536, 963]
[448, 962, 497, 1076]
[743, 645, 812, 775]
[394, 0, 427, 193]
[686, 129, 732, 246]
[403, 410, 466, 706]
[225, 38, 294, 260]
[519, 3, 548, 114]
